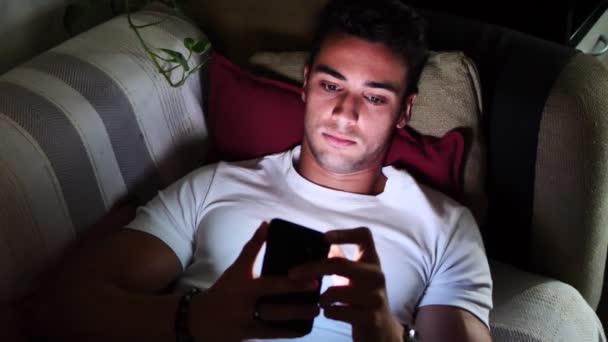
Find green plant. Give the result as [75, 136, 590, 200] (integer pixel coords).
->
[64, 0, 211, 87]
[125, 0, 211, 87]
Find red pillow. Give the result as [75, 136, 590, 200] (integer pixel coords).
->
[207, 53, 464, 199]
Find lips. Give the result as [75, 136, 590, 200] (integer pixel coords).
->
[322, 132, 356, 147]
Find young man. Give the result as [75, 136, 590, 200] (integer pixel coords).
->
[31, 0, 492, 341]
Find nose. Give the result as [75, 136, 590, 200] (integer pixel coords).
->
[332, 92, 359, 123]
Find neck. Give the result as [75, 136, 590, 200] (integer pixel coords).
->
[297, 141, 387, 195]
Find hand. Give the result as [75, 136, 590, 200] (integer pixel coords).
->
[289, 227, 404, 342]
[190, 222, 321, 342]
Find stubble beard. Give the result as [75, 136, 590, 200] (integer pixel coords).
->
[304, 122, 389, 174]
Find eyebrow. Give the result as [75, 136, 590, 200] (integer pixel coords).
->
[314, 64, 400, 95]
[315, 64, 346, 80]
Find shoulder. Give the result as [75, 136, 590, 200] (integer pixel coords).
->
[175, 161, 221, 190]
[412, 183, 484, 261]
[214, 148, 293, 180]
[416, 183, 477, 245]
[386, 166, 468, 230]
[419, 183, 468, 229]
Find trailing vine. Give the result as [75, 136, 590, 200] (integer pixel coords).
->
[65, 0, 211, 87]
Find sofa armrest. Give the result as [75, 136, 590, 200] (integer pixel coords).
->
[490, 259, 606, 341]
[0, 9, 208, 302]
[422, 9, 608, 309]
[528, 53, 608, 309]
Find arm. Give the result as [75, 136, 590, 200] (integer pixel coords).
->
[26, 162, 321, 341]
[413, 208, 493, 342]
[289, 208, 493, 342]
[28, 221, 321, 341]
[289, 227, 405, 342]
[28, 228, 185, 340]
[25, 167, 210, 340]
[415, 305, 492, 342]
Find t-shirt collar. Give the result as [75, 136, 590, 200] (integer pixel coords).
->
[285, 146, 410, 205]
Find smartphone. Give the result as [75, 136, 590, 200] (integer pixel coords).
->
[258, 218, 330, 334]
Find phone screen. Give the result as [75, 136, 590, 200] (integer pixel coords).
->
[258, 218, 330, 334]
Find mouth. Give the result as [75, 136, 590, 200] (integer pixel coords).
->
[322, 132, 356, 148]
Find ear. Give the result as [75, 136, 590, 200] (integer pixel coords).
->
[302, 65, 310, 102]
[396, 93, 417, 129]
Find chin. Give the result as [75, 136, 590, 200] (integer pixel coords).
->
[305, 134, 376, 173]
[316, 152, 366, 174]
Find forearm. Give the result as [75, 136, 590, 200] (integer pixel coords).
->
[21, 227, 193, 340]
[27, 280, 181, 340]
[414, 305, 492, 342]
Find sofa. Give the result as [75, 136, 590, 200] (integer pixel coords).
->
[0, 1, 607, 341]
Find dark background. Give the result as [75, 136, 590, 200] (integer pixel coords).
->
[407, 0, 608, 46]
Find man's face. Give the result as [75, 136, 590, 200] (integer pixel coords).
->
[302, 33, 415, 174]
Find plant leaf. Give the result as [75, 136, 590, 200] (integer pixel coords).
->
[159, 49, 189, 71]
[183, 38, 196, 50]
[191, 41, 211, 54]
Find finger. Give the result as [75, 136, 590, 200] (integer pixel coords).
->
[320, 285, 384, 309]
[253, 276, 319, 296]
[328, 245, 346, 258]
[246, 324, 309, 340]
[325, 228, 380, 263]
[256, 303, 320, 321]
[323, 304, 366, 325]
[234, 222, 269, 269]
[289, 258, 384, 286]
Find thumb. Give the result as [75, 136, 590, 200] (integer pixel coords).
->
[234, 221, 269, 270]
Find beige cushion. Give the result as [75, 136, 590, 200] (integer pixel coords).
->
[250, 51, 488, 224]
[531, 52, 608, 309]
[490, 259, 606, 341]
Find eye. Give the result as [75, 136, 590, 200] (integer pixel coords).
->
[366, 95, 386, 105]
[321, 82, 339, 92]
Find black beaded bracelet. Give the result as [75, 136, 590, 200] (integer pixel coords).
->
[175, 287, 201, 342]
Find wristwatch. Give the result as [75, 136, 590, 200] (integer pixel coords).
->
[403, 325, 421, 342]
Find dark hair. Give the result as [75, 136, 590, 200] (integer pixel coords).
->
[307, 0, 429, 96]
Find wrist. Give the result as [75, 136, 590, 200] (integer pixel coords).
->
[187, 288, 228, 342]
[175, 288, 201, 342]
[401, 323, 420, 342]
[379, 315, 408, 342]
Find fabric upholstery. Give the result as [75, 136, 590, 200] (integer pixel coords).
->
[409, 52, 487, 224]
[531, 52, 608, 309]
[418, 8, 573, 263]
[0, 10, 209, 301]
[250, 50, 487, 223]
[417, 9, 607, 313]
[206, 53, 305, 162]
[490, 260, 606, 341]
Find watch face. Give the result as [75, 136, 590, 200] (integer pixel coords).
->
[404, 326, 420, 342]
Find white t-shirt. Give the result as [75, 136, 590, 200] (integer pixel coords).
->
[127, 146, 492, 341]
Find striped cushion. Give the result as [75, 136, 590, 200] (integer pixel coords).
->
[0, 10, 209, 301]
